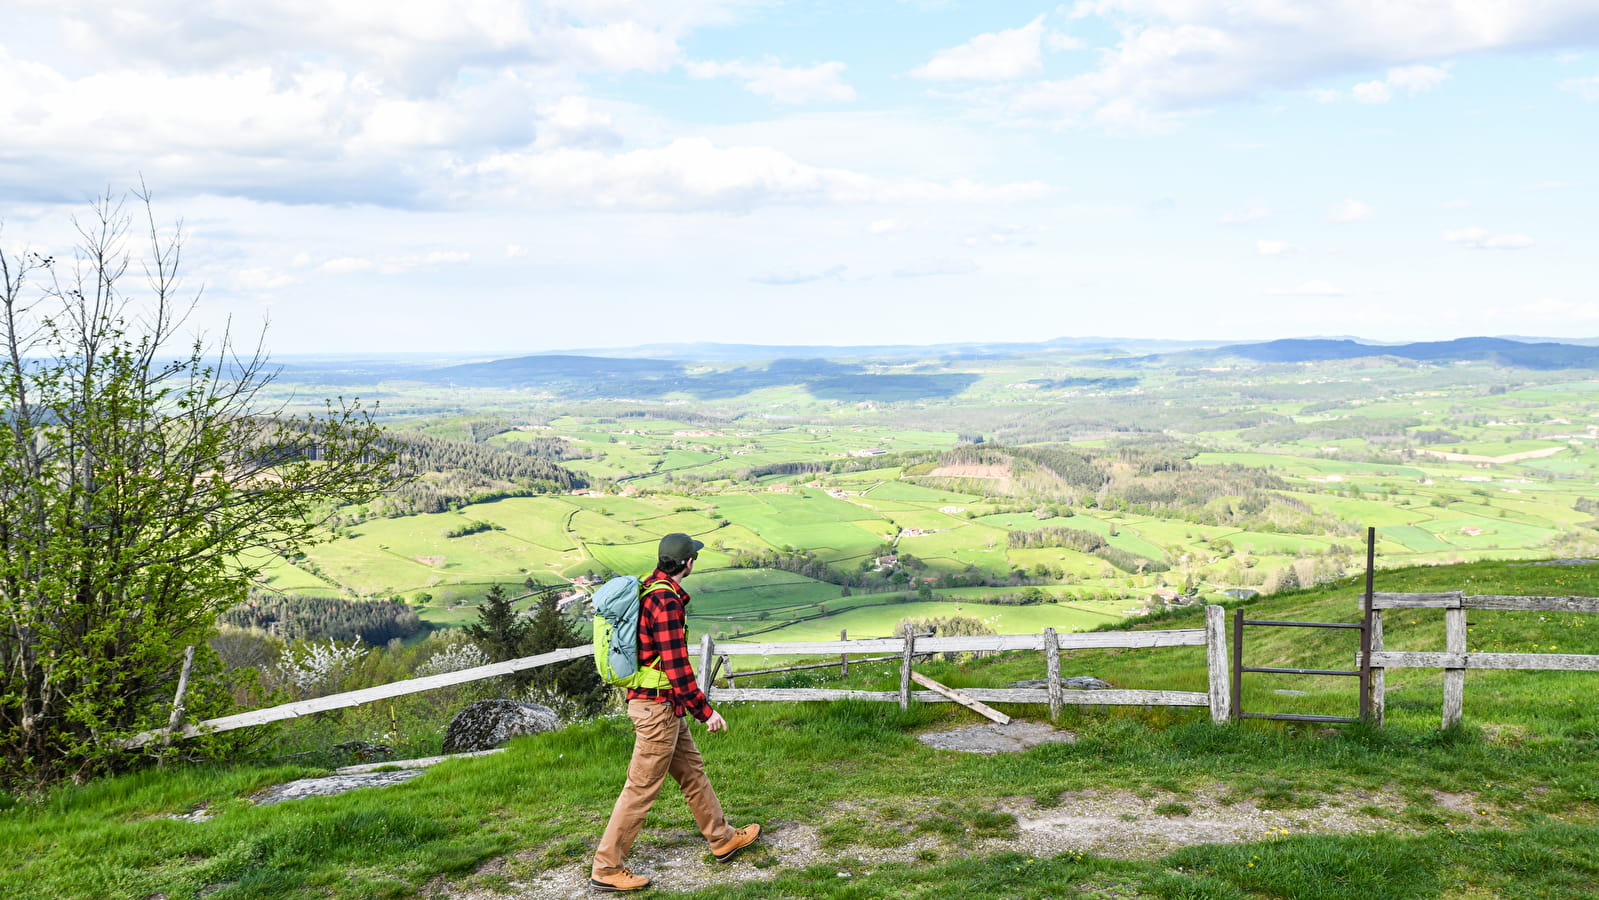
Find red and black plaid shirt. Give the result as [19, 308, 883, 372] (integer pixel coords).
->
[626, 569, 713, 722]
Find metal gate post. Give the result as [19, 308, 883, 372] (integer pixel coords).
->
[1230, 609, 1244, 722]
[1359, 526, 1375, 723]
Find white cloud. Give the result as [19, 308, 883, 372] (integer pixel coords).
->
[0, 37, 1035, 215]
[505, 244, 530, 258]
[319, 256, 377, 275]
[1352, 64, 1450, 104]
[534, 96, 623, 151]
[1268, 280, 1346, 296]
[1047, 30, 1087, 52]
[1444, 228, 1534, 250]
[1560, 74, 1599, 101]
[0, 4, 735, 206]
[868, 219, 904, 234]
[235, 267, 298, 290]
[685, 58, 856, 105]
[912, 16, 1048, 81]
[1389, 64, 1451, 93]
[1009, 2, 1599, 125]
[467, 138, 1052, 211]
[963, 224, 1039, 247]
[1327, 199, 1374, 222]
[1255, 240, 1299, 256]
[1350, 80, 1393, 104]
[893, 257, 978, 278]
[318, 250, 472, 275]
[753, 264, 847, 285]
[28, 0, 727, 90]
[1220, 204, 1269, 225]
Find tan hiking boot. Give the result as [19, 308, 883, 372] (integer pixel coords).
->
[589, 867, 651, 892]
[711, 823, 762, 862]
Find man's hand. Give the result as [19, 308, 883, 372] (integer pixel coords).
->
[704, 711, 728, 733]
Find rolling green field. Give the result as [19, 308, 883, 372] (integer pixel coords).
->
[748, 595, 1133, 643]
[252, 353, 1599, 642]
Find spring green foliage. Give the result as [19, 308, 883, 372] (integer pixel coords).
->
[0, 192, 391, 785]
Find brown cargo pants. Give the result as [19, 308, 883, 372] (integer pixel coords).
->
[592, 698, 735, 876]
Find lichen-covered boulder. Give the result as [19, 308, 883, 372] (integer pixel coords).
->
[442, 700, 560, 753]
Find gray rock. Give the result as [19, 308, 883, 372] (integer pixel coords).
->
[249, 769, 426, 806]
[919, 721, 1077, 755]
[442, 699, 560, 753]
[1007, 676, 1112, 691]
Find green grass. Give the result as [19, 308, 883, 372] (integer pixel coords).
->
[9, 552, 1599, 898]
[753, 596, 1131, 642]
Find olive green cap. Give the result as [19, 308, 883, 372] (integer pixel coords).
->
[658, 532, 704, 563]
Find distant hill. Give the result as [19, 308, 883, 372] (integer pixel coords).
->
[415, 354, 982, 402]
[512, 336, 1228, 361]
[1163, 337, 1599, 370]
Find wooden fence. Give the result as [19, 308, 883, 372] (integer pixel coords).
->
[125, 606, 1232, 749]
[1357, 591, 1599, 728]
[123, 645, 593, 749]
[699, 606, 1231, 723]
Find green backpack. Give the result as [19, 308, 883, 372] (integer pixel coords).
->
[592, 575, 673, 689]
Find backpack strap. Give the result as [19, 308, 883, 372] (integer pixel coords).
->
[637, 577, 676, 673]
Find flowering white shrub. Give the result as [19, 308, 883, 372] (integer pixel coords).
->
[276, 638, 369, 696]
[415, 641, 491, 678]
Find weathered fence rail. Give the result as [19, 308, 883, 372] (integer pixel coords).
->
[701, 606, 1231, 723]
[1356, 590, 1599, 728]
[126, 607, 1233, 749]
[122, 645, 592, 749]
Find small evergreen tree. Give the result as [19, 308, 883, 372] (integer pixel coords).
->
[466, 585, 608, 715]
[525, 591, 608, 715]
[464, 585, 529, 667]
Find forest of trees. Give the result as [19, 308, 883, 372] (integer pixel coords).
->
[908, 443, 1354, 537]
[326, 430, 588, 523]
[1005, 526, 1170, 574]
[222, 594, 426, 645]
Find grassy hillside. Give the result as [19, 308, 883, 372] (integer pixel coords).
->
[4, 559, 1596, 899]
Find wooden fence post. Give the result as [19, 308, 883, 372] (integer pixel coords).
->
[840, 629, 848, 676]
[899, 631, 916, 711]
[698, 634, 715, 694]
[1204, 606, 1230, 724]
[1442, 602, 1467, 728]
[160, 645, 197, 758]
[1369, 608, 1386, 727]
[1043, 627, 1062, 721]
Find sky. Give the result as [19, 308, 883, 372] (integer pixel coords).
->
[2, 1, 1597, 355]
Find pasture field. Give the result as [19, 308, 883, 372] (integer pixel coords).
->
[252, 554, 343, 596]
[748, 595, 1133, 643]
[463, 497, 580, 550]
[255, 354, 1599, 640]
[1005, 547, 1110, 578]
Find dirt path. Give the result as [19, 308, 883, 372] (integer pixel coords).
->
[1417, 446, 1565, 464]
[430, 785, 1428, 900]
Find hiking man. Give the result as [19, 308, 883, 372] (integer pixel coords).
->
[590, 533, 761, 892]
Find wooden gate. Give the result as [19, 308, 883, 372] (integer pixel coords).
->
[1228, 528, 1376, 724]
